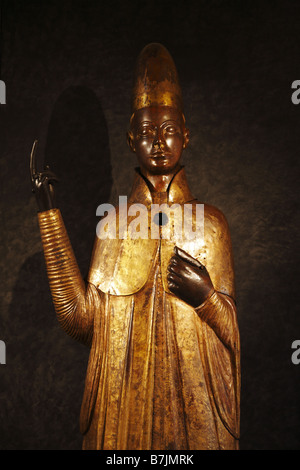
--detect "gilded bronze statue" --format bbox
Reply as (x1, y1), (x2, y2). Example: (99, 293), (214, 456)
(30, 43), (240, 450)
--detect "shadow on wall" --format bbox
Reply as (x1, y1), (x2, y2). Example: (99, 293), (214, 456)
(45, 85), (113, 271)
(3, 86), (112, 450)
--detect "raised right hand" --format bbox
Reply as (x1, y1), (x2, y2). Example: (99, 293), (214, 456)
(30, 140), (59, 212)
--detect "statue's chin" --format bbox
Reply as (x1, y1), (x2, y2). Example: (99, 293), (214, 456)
(139, 158), (182, 177)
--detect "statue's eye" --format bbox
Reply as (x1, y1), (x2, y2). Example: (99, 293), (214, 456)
(165, 125), (178, 134)
(139, 126), (154, 137)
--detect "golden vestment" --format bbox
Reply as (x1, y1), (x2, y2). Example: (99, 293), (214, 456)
(38, 167), (240, 450)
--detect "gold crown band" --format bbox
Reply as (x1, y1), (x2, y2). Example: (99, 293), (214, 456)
(132, 90), (182, 113)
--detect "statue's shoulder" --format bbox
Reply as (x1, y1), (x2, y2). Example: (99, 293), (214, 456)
(193, 198), (228, 222)
(193, 199), (231, 235)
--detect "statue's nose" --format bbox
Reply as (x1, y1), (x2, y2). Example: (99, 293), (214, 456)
(153, 129), (165, 148)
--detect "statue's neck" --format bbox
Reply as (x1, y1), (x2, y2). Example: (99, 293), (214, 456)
(129, 166), (195, 206)
(139, 166), (181, 193)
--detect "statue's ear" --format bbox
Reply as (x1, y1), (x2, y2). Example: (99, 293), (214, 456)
(127, 130), (135, 153)
(183, 127), (190, 149)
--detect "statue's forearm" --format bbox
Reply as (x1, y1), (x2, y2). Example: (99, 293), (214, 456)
(195, 291), (239, 352)
(38, 208), (95, 345)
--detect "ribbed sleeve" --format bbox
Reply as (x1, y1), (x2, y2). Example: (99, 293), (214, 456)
(195, 291), (239, 353)
(38, 209), (98, 346)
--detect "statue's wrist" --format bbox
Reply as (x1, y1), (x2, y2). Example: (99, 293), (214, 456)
(35, 190), (56, 212)
(194, 288), (216, 311)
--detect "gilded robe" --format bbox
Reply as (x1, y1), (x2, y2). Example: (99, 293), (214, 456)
(38, 167), (240, 450)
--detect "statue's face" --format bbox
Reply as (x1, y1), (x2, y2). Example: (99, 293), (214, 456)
(128, 106), (189, 176)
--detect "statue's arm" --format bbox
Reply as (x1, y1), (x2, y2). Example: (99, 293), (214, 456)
(194, 209), (239, 352)
(38, 209), (96, 345)
(30, 141), (97, 346)
(167, 208), (239, 352)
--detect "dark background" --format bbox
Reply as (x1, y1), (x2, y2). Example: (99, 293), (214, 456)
(0, 0), (299, 450)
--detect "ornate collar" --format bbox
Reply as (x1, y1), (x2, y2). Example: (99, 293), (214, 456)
(127, 166), (196, 206)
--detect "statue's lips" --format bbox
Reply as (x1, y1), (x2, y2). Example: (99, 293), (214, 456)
(150, 152), (172, 159)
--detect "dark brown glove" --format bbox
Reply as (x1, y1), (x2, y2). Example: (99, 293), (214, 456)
(30, 140), (58, 212)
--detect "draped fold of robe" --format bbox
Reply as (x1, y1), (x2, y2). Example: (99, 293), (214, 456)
(38, 166), (240, 450)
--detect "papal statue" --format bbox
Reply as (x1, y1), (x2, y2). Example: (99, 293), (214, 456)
(30, 43), (240, 450)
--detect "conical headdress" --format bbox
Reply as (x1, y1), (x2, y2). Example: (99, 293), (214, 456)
(131, 43), (183, 116)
